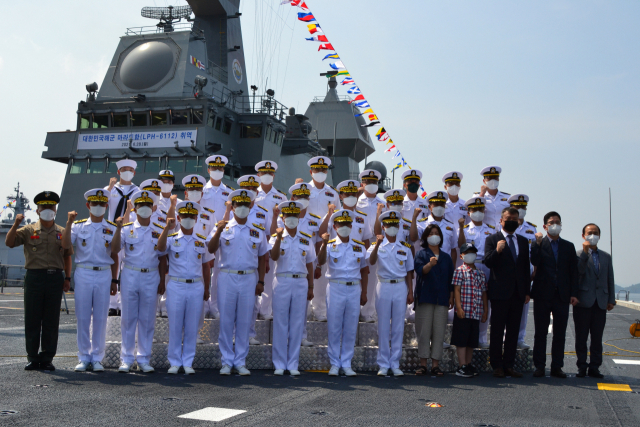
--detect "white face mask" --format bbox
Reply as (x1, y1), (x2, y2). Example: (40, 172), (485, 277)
(39, 209), (56, 221)
(431, 206), (445, 218)
(446, 185), (460, 196)
(343, 196), (357, 207)
(336, 226), (351, 237)
(389, 204), (403, 212)
(385, 226), (399, 237)
(486, 179), (499, 190)
(547, 224), (562, 236)
(297, 199), (309, 209)
(136, 206), (153, 219)
(260, 175), (274, 185)
(470, 211), (485, 222)
(160, 183), (173, 193)
(284, 217), (299, 229)
(364, 184), (378, 194)
(120, 171), (134, 182)
(234, 206), (250, 219)
(585, 234), (600, 246)
(180, 218), (196, 230)
(463, 253), (477, 264)
(312, 172), (327, 183)
(517, 209), (527, 219)
(187, 191), (202, 203)
(427, 235), (441, 246)
(209, 170), (224, 180)
(90, 205), (106, 217)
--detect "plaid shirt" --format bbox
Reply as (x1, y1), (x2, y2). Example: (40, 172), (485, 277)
(452, 264), (487, 320)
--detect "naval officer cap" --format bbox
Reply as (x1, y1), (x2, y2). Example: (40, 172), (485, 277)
(359, 169), (381, 181)
(228, 189), (256, 203)
(158, 169), (175, 182)
(176, 201), (200, 216)
(307, 156), (331, 169)
(182, 174), (206, 189)
(331, 209), (354, 224)
(206, 155), (228, 168)
(255, 160), (278, 173)
(401, 169), (422, 181)
(481, 166), (501, 177)
(383, 189), (406, 202)
(508, 194), (529, 206)
(460, 242), (479, 254)
(139, 179), (162, 193)
(131, 190), (158, 206)
(237, 175), (260, 189)
(116, 159), (137, 170)
(279, 200), (303, 215)
(465, 197), (486, 209)
(427, 190), (449, 203)
(34, 191), (60, 205)
(442, 171), (463, 183)
(84, 189), (110, 203)
(336, 180), (360, 194)
(289, 182), (311, 196)
(379, 210), (401, 226)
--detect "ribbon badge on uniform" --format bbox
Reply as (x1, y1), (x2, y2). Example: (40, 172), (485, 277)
(352, 245), (362, 253)
(299, 238), (309, 246)
(250, 229), (260, 238)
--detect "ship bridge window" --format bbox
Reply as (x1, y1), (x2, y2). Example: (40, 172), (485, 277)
(112, 114), (128, 128)
(185, 158), (204, 174)
(214, 117), (222, 131)
(80, 115), (91, 129)
(87, 160), (104, 174)
(222, 119), (233, 135)
(107, 161), (119, 174)
(92, 115), (109, 129)
(152, 111), (168, 126)
(192, 110), (204, 125)
(207, 114), (216, 127)
(171, 110), (189, 125)
(69, 160), (87, 175)
(277, 132), (284, 147)
(131, 113), (147, 127)
(145, 159), (160, 173)
(167, 158), (185, 173)
(241, 125), (263, 139)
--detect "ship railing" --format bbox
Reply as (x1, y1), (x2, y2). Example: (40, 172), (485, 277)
(313, 95), (353, 103)
(617, 290), (630, 302)
(204, 85), (288, 118)
(125, 22), (202, 37)
(206, 60), (229, 85)
(0, 264), (27, 293)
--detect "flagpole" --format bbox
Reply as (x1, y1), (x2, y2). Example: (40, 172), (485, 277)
(609, 187), (613, 258)
(392, 168), (395, 189)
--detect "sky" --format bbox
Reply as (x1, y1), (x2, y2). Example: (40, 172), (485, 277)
(1, 0), (639, 285)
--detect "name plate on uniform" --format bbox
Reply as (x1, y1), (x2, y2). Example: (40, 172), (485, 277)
(77, 130), (198, 150)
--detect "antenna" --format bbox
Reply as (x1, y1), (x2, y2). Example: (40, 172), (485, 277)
(141, 5), (193, 33)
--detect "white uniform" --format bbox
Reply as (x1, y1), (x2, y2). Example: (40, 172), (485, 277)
(191, 204), (217, 330)
(326, 238), (368, 369)
(472, 190), (510, 230)
(367, 239), (413, 370)
(515, 220), (537, 343)
(201, 181), (233, 318)
(461, 221), (497, 344)
(445, 197), (468, 247)
(357, 193), (385, 320)
(165, 230), (211, 368)
(216, 219), (269, 368)
(155, 196), (181, 315)
(118, 221), (166, 365)
(269, 230), (316, 370)
(402, 195), (429, 222)
(70, 218), (116, 364)
(417, 216), (458, 258)
(308, 181), (340, 320)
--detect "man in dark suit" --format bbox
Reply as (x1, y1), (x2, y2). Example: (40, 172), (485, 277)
(484, 207), (531, 378)
(530, 211), (578, 378)
(574, 223), (615, 379)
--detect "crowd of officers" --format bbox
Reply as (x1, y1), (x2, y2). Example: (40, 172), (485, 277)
(6, 156), (612, 378)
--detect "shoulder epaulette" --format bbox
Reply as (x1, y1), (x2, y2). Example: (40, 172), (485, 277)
(257, 204), (268, 212)
(443, 218), (452, 223)
(370, 241), (377, 246)
(329, 185), (337, 191)
(106, 220), (117, 227)
(464, 224), (470, 229)
(418, 217), (428, 222)
(227, 185), (235, 191)
(355, 210), (367, 216)
(74, 218), (88, 224)
(277, 189), (285, 195)
(401, 241), (412, 248)
(501, 192), (511, 195)
(168, 232), (179, 237)
(123, 222), (134, 227)
(300, 231), (312, 238)
(328, 238), (337, 244)
(196, 233), (206, 240)
(252, 223), (265, 231)
(309, 213), (321, 219)
(271, 233), (277, 237)
(403, 217), (412, 222)
(487, 224), (496, 229)
(527, 221), (537, 228)
(203, 207), (214, 213)
(160, 209), (168, 215)
(152, 222), (164, 229)
(353, 239), (365, 246)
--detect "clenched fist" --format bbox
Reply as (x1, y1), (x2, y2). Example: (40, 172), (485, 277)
(170, 194), (178, 207)
(496, 240), (506, 253)
(13, 213), (24, 226)
(67, 211), (78, 224)
(166, 217), (176, 230)
(458, 217), (466, 227)
(429, 257), (438, 267)
(376, 234), (384, 245)
(535, 232), (543, 244)
(275, 227), (284, 238)
(115, 217), (124, 228)
(321, 233), (330, 244)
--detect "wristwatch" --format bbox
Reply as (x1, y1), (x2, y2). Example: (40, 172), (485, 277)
(111, 279), (120, 284)
(64, 277), (71, 282)
(257, 280), (265, 285)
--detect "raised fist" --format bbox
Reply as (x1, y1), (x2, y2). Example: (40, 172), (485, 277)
(480, 184), (488, 195)
(413, 208), (421, 218)
(321, 233), (330, 244)
(273, 205), (280, 217)
(275, 227), (284, 238)
(429, 256), (438, 267)
(166, 218), (176, 230)
(376, 234), (384, 244)
(126, 199), (133, 212)
(376, 203), (384, 213)
(535, 232), (543, 244)
(67, 211), (78, 223)
(115, 217), (124, 228)
(14, 213), (24, 225)
(496, 240), (506, 253)
(215, 220), (228, 231)
(328, 203), (336, 214)
(108, 177), (118, 190)
(458, 217), (466, 227)
(170, 194), (178, 206)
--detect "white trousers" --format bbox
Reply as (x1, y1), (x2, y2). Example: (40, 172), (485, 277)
(311, 264), (329, 319)
(218, 271), (256, 367)
(405, 275), (417, 320)
(326, 281), (361, 368)
(166, 280), (203, 368)
(120, 268), (159, 364)
(476, 263), (492, 344)
(271, 276), (307, 370)
(198, 272), (212, 331)
(375, 281), (407, 369)
(109, 293), (121, 310)
(360, 262), (378, 319)
(518, 301), (530, 342)
(259, 258), (276, 317)
(205, 251), (221, 316)
(74, 268), (111, 363)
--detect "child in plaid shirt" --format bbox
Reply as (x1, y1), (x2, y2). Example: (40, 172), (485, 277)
(452, 243), (488, 377)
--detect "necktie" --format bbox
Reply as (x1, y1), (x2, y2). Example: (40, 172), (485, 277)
(592, 252), (600, 274)
(551, 239), (558, 261)
(114, 186), (134, 220)
(507, 235), (517, 262)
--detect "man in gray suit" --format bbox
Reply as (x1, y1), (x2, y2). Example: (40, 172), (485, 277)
(574, 223), (615, 379)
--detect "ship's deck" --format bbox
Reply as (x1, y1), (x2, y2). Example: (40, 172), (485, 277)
(2, 291), (640, 426)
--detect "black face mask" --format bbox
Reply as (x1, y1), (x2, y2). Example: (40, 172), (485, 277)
(406, 183), (420, 193)
(503, 220), (518, 233)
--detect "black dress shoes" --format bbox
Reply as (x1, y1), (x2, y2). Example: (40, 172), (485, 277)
(576, 368), (587, 378)
(24, 362), (40, 371)
(588, 368), (604, 378)
(108, 308), (118, 316)
(550, 368), (567, 378)
(40, 362), (55, 371)
(505, 368), (523, 378)
(533, 368), (545, 377)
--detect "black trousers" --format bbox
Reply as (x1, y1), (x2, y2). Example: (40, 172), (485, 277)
(573, 302), (607, 370)
(24, 270), (64, 363)
(533, 291), (570, 369)
(489, 295), (524, 370)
